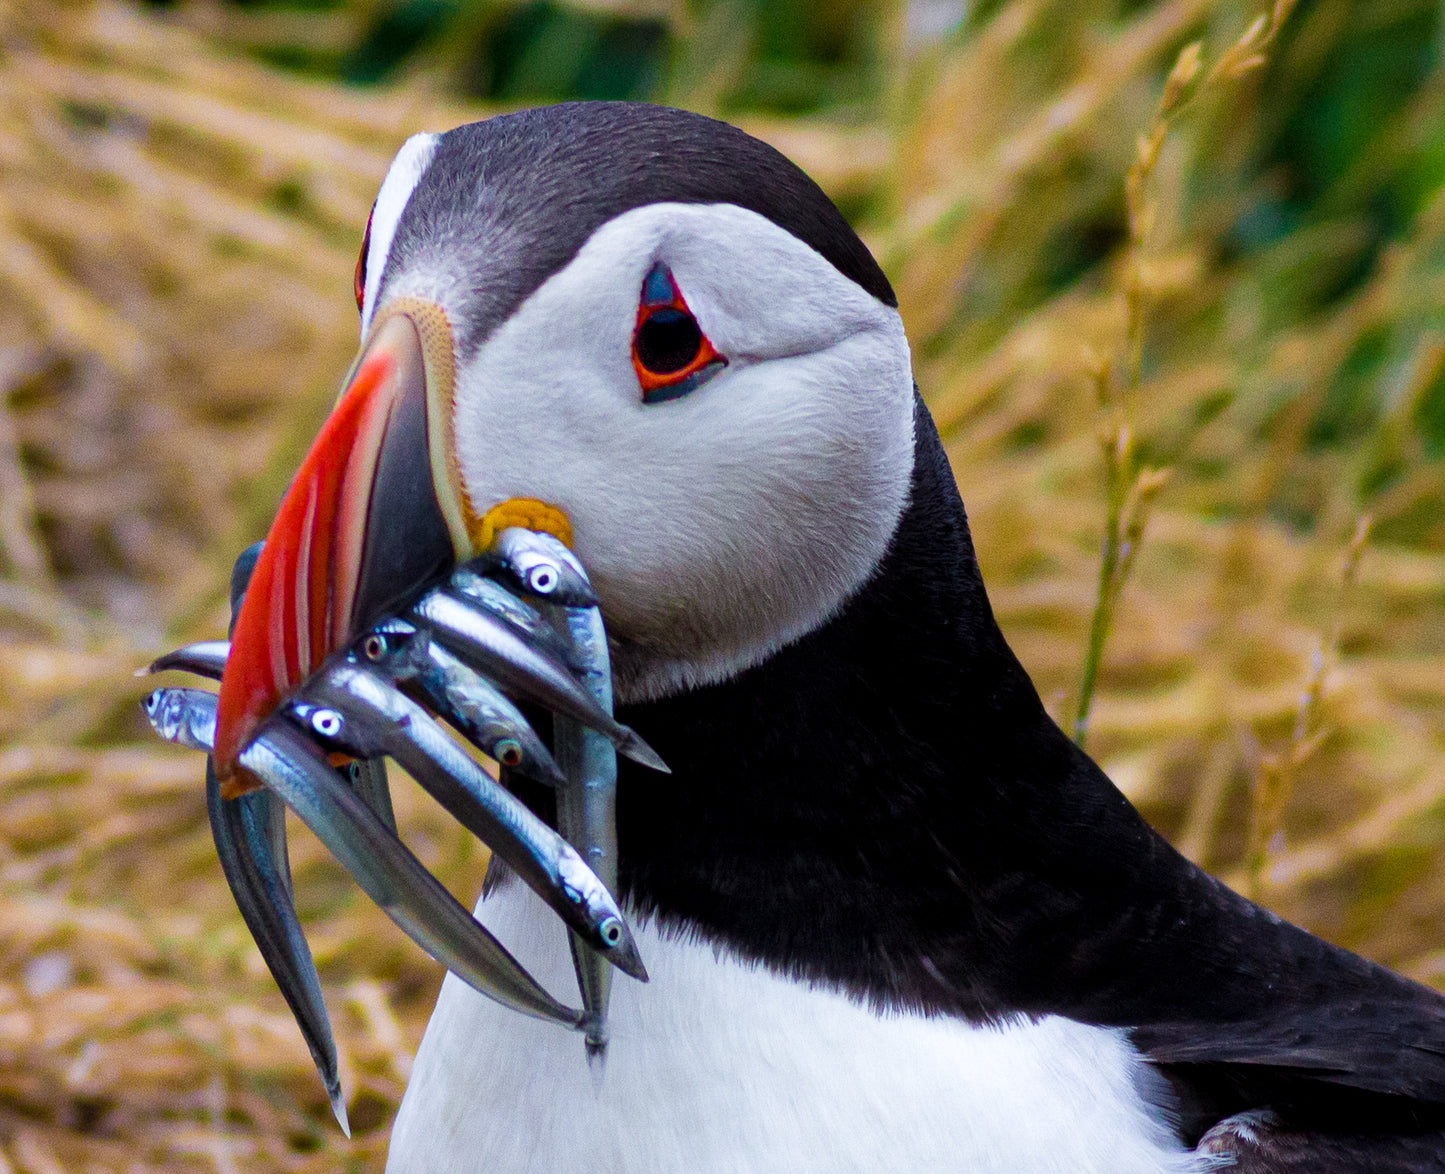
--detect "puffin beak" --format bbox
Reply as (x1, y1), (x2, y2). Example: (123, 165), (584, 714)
(150, 293), (658, 1078)
(213, 299), (470, 794)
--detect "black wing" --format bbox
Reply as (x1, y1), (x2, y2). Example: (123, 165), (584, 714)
(1092, 820), (1445, 1160)
(1198, 1110), (1445, 1173)
(1003, 744), (1445, 1160)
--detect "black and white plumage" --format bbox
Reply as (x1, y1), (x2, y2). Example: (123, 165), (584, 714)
(280, 102), (1445, 1171)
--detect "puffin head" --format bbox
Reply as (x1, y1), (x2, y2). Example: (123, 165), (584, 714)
(213, 102), (916, 786)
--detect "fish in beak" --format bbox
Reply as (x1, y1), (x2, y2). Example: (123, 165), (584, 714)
(148, 291), (671, 1112)
(211, 294), (660, 792)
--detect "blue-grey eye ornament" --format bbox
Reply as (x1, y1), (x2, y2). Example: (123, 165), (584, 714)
(632, 262), (727, 405)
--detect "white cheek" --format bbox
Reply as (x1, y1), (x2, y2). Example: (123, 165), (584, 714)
(452, 203), (914, 700)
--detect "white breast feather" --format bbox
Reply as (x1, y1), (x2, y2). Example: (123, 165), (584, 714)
(386, 882), (1209, 1174)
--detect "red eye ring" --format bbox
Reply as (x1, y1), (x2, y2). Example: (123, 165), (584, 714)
(632, 264), (726, 403)
(354, 204), (375, 313)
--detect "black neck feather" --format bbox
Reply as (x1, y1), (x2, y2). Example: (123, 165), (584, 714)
(498, 396), (1445, 1139)
(616, 397), (1132, 1017)
(612, 399), (1408, 1036)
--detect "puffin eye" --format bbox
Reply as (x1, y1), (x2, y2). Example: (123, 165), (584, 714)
(636, 310), (702, 374)
(632, 263), (726, 405)
(354, 203), (374, 314)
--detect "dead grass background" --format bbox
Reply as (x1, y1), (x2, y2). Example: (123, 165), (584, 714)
(0, 0), (1443, 1168)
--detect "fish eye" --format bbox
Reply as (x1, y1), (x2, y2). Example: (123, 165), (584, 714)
(143, 691), (160, 716)
(599, 917), (624, 948)
(363, 634), (387, 660)
(311, 709), (343, 739)
(526, 565), (558, 595)
(493, 738), (523, 767)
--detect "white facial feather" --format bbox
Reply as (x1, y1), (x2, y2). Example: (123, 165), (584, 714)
(386, 882), (1208, 1174)
(440, 202), (916, 702)
(361, 132), (440, 333)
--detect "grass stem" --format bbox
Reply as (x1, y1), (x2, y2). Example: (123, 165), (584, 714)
(1245, 515), (1372, 899)
(1073, 2), (1297, 749)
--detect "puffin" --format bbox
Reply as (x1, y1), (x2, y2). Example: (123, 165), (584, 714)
(209, 102), (1445, 1173)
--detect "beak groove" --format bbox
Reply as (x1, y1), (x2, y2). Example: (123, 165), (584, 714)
(214, 302), (463, 790)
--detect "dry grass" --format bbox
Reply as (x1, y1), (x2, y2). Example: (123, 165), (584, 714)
(0, 0), (1443, 1168)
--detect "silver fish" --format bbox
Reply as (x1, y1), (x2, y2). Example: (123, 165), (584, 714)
(150, 548), (350, 1128)
(299, 662), (647, 982)
(357, 618), (566, 788)
(411, 590), (668, 774)
(137, 686), (367, 1130)
(206, 760), (348, 1134)
(142, 685), (218, 751)
(146, 640), (229, 680)
(228, 540), (264, 619)
(239, 706), (583, 1027)
(490, 527), (598, 607)
(341, 757), (396, 835)
(447, 568), (577, 666)
(147, 641), (398, 834)
(548, 600), (622, 1060)
(287, 701), (401, 835)
(142, 543), (644, 1065)
(146, 687), (578, 1026)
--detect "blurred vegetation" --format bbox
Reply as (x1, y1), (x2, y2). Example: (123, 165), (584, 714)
(1, 0), (1445, 1168)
